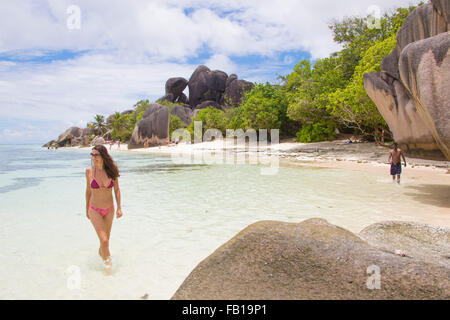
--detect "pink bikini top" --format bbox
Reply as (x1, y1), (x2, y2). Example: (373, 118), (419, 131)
(91, 167), (114, 189)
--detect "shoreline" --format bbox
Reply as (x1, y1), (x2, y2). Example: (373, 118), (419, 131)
(69, 138), (450, 178)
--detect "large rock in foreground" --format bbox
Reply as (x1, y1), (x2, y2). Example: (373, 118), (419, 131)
(359, 221), (450, 269)
(172, 219), (449, 300)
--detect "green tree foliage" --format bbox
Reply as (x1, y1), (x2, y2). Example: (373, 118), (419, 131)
(329, 4), (420, 80)
(111, 112), (133, 142)
(240, 83), (289, 134)
(107, 100), (151, 142)
(133, 100), (151, 124)
(296, 120), (336, 143)
(285, 58), (346, 125)
(281, 4), (418, 143)
(188, 107), (228, 137)
(327, 35), (396, 137)
(88, 114), (107, 136)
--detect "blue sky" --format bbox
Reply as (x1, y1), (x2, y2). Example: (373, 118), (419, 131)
(0, 0), (421, 144)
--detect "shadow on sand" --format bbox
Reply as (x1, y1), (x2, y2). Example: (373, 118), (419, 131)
(404, 184), (450, 208)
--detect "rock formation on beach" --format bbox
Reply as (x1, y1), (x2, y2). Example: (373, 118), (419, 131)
(129, 103), (170, 148)
(364, 0), (450, 160)
(132, 66), (253, 147)
(222, 73), (254, 107)
(172, 218), (449, 300)
(188, 66), (228, 108)
(155, 65), (254, 110)
(165, 77), (189, 104)
(46, 66), (253, 148)
(359, 221), (450, 269)
(43, 126), (94, 148)
(169, 104), (194, 126)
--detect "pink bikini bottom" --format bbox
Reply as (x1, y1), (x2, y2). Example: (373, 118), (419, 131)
(90, 205), (114, 217)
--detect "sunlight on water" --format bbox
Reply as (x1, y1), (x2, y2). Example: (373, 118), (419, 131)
(0, 145), (447, 299)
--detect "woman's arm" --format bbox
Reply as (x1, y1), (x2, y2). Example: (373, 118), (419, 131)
(85, 168), (92, 219)
(114, 178), (123, 218)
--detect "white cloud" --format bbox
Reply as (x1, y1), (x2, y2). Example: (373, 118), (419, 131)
(204, 54), (237, 74)
(0, 53), (196, 122)
(0, 0), (422, 59)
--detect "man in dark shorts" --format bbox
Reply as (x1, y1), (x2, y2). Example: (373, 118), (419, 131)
(388, 143), (407, 184)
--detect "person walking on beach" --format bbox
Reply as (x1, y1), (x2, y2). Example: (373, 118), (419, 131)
(86, 145), (123, 273)
(388, 142), (407, 184)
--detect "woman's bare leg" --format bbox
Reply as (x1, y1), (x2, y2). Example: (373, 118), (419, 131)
(89, 209), (111, 260)
(104, 208), (115, 240)
(98, 214), (114, 258)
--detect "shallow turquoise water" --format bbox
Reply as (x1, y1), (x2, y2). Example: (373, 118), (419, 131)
(0, 145), (443, 299)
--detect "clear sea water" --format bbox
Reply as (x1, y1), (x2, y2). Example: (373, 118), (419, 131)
(0, 144), (447, 299)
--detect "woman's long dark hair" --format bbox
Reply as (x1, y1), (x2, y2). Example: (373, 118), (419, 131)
(92, 145), (120, 180)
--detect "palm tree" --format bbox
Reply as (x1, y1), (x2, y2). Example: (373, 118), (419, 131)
(92, 114), (106, 136)
(111, 112), (122, 133)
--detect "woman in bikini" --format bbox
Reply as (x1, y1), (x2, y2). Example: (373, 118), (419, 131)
(86, 145), (123, 271)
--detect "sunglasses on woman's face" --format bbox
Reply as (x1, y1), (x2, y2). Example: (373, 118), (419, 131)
(90, 153), (101, 157)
